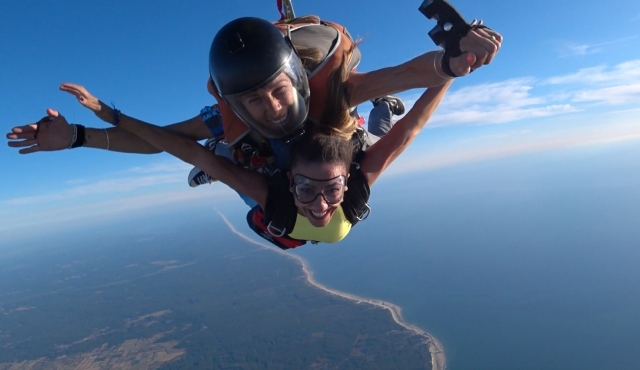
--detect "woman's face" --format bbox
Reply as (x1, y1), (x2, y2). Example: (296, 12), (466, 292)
(239, 73), (295, 130)
(290, 161), (349, 228)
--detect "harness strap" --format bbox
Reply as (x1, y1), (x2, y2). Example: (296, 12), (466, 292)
(342, 150), (371, 225)
(276, 0), (284, 20)
(247, 206), (306, 250)
(264, 170), (298, 235)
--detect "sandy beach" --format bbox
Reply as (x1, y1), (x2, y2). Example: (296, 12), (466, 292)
(220, 213), (446, 370)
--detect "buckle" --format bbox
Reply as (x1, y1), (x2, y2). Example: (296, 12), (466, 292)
(356, 204), (371, 221)
(267, 222), (287, 237)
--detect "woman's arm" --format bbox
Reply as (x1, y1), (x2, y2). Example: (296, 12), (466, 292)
(360, 80), (453, 186)
(109, 108), (268, 208)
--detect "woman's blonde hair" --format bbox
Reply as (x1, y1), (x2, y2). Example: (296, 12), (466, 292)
(303, 44), (360, 141)
(292, 39), (361, 140)
(294, 46), (324, 72)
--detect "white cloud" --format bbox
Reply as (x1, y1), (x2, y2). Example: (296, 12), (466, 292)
(0, 186), (236, 236)
(557, 37), (637, 57)
(388, 108), (640, 176)
(572, 83), (640, 105)
(385, 59), (640, 128)
(123, 161), (192, 174)
(562, 43), (602, 57)
(3, 159), (194, 207)
(432, 103), (577, 126)
(3, 174), (182, 207)
(0, 155), (242, 242)
(421, 78), (579, 126)
(543, 60), (640, 85)
(440, 78), (541, 109)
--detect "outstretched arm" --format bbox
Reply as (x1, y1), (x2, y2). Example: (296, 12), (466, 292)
(101, 108), (268, 208)
(345, 27), (501, 106)
(360, 80), (453, 186)
(6, 83), (212, 154)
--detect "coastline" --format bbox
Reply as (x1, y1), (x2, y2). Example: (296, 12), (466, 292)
(219, 213), (446, 370)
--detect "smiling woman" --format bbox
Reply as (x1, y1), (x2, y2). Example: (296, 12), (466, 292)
(286, 133), (354, 243)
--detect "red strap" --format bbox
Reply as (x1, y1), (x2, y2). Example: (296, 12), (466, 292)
(276, 0), (286, 21)
(246, 206), (305, 249)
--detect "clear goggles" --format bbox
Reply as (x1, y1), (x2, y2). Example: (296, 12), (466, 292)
(223, 52), (310, 139)
(291, 174), (347, 204)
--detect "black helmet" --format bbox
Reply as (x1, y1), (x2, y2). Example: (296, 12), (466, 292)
(209, 17), (310, 139)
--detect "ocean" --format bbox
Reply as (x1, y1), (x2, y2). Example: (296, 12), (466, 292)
(4, 139), (639, 369)
(292, 140), (640, 370)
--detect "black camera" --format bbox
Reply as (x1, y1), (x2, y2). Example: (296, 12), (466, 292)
(419, 0), (471, 57)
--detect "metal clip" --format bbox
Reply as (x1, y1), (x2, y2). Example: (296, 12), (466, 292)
(267, 222), (287, 237)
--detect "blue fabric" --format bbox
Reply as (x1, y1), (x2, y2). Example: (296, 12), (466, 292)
(267, 138), (297, 170)
(200, 105), (224, 136)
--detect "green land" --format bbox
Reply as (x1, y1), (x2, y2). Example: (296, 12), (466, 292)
(0, 223), (432, 369)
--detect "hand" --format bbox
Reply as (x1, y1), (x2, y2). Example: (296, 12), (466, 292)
(448, 20), (503, 76)
(6, 109), (73, 154)
(59, 83), (114, 124)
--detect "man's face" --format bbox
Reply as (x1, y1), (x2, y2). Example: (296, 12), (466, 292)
(239, 73), (295, 131)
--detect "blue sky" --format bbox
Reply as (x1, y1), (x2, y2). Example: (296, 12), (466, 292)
(2, 0), (640, 246)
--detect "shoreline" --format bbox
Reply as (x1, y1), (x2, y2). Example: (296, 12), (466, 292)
(219, 213), (446, 370)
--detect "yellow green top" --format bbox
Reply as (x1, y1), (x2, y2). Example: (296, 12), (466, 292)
(288, 206), (352, 244)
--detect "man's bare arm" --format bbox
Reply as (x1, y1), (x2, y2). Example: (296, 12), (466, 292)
(7, 82), (214, 155)
(345, 27), (502, 106)
(82, 115), (211, 154)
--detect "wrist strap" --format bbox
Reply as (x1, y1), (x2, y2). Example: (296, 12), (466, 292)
(440, 50), (457, 78)
(200, 105), (224, 137)
(110, 103), (121, 125)
(69, 124), (86, 149)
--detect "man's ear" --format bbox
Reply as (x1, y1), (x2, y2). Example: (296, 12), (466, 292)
(207, 77), (216, 96)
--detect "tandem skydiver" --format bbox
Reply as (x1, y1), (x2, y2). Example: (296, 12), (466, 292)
(6, 2), (502, 247)
(24, 63), (453, 249)
(7, 5), (501, 165)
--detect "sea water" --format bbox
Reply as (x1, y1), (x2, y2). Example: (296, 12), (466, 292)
(293, 141), (640, 370)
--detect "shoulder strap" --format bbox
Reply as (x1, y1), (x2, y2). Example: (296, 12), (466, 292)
(247, 206), (306, 250)
(263, 170), (298, 236)
(209, 88), (251, 146)
(342, 150), (371, 225)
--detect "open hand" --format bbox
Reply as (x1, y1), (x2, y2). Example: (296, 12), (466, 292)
(6, 109), (73, 154)
(60, 83), (113, 123)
